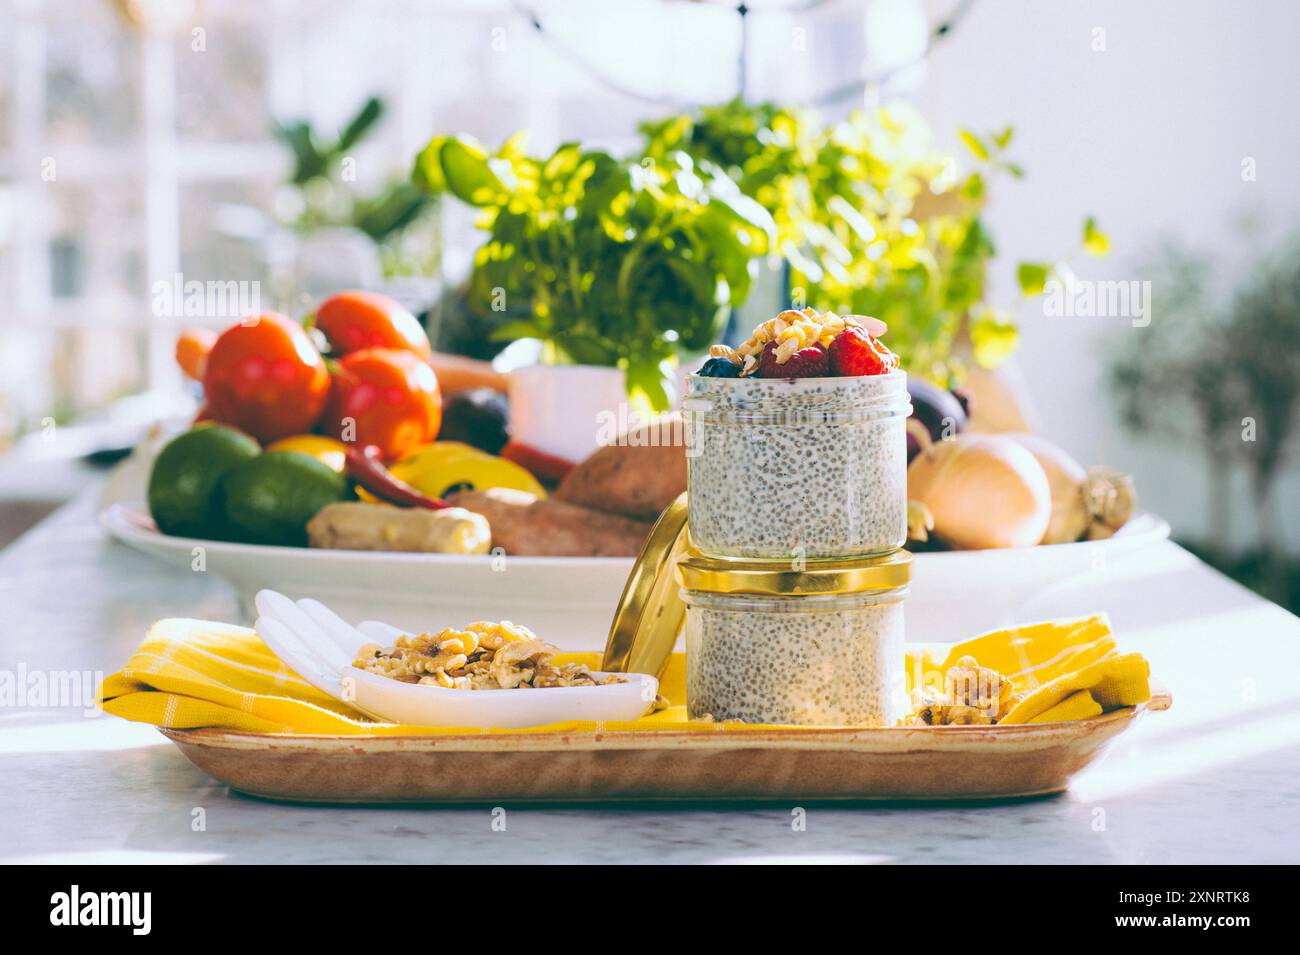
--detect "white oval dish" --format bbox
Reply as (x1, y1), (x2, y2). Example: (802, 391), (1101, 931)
(102, 503), (631, 650)
(101, 503), (1170, 647)
(253, 589), (657, 729)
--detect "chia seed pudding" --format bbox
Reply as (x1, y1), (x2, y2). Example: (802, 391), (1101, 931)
(683, 371), (911, 560)
(682, 587), (907, 726)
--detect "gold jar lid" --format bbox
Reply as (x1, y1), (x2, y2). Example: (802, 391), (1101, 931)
(677, 549), (911, 596)
(601, 494), (690, 678)
(602, 492), (910, 679)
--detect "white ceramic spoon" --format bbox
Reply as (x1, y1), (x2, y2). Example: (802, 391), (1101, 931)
(253, 589), (658, 729)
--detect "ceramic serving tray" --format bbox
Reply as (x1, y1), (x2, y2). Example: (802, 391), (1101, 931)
(160, 683), (1170, 803)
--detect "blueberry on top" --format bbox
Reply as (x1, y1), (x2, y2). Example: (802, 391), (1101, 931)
(698, 357), (741, 378)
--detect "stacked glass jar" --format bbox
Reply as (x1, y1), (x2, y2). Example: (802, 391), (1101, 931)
(679, 366), (914, 726)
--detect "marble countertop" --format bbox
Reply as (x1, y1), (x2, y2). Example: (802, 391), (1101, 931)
(2, 487), (1298, 864)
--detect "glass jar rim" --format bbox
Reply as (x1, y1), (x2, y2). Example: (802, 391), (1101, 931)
(683, 370), (910, 424)
(676, 548), (911, 597)
(681, 586), (908, 612)
(686, 368), (907, 387)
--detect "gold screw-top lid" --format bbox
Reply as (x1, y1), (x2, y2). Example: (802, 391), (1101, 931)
(676, 549), (912, 596)
(603, 492), (912, 678)
(601, 493), (690, 678)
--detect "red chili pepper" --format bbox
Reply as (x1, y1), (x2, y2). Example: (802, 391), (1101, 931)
(499, 440), (577, 484)
(344, 444), (448, 510)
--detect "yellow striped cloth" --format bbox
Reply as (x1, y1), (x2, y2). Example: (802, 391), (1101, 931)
(908, 613), (1151, 724)
(97, 613), (1149, 735)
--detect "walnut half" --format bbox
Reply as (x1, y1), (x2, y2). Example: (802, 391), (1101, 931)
(907, 656), (1022, 726)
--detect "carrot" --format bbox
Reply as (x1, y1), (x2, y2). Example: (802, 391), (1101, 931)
(176, 327), (217, 381)
(427, 352), (509, 394)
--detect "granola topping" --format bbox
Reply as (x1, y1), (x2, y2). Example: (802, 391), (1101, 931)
(708, 343), (743, 365)
(736, 308), (881, 365)
(352, 621), (627, 690)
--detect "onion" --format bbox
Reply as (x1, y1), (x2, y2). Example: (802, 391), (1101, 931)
(906, 499), (935, 544)
(1003, 433), (1088, 544)
(1004, 434), (1137, 543)
(907, 434), (1051, 549)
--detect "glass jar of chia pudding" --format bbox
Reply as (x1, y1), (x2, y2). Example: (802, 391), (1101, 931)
(678, 549), (910, 726)
(682, 370), (911, 561)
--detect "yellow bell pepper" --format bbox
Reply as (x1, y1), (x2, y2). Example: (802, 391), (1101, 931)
(359, 441), (546, 502)
(265, 435), (348, 474)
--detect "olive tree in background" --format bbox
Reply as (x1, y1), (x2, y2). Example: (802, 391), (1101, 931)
(1230, 239), (1300, 556)
(1108, 231), (1300, 607)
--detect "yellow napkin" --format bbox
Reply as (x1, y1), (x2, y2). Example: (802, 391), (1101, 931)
(98, 613), (1149, 735)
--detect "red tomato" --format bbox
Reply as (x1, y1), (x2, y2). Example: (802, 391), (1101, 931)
(202, 312), (330, 444)
(315, 290), (433, 361)
(324, 348), (442, 461)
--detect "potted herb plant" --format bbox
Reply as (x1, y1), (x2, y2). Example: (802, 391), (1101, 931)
(276, 95), (442, 298)
(415, 101), (1104, 456)
(412, 134), (774, 459)
(640, 99), (1106, 394)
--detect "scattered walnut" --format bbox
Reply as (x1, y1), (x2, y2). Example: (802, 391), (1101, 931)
(352, 622), (627, 691)
(907, 656), (1021, 726)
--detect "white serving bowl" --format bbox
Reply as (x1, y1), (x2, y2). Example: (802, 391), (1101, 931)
(101, 503), (631, 650)
(900, 513), (1170, 641)
(102, 503), (1169, 649)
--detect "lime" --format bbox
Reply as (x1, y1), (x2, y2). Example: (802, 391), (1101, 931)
(220, 450), (350, 547)
(148, 424), (261, 539)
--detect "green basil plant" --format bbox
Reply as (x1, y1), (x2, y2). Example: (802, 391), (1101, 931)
(413, 133), (774, 409)
(641, 99), (1106, 385)
(414, 99), (1105, 406)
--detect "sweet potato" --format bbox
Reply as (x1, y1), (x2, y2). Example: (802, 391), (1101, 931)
(448, 487), (652, 557)
(555, 414), (687, 521)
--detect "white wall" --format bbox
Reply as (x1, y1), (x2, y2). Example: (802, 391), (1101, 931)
(914, 0), (1300, 550)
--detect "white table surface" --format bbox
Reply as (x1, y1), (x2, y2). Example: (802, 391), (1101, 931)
(1, 486), (1298, 865)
